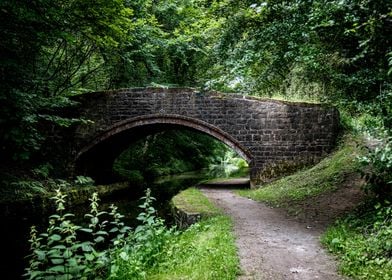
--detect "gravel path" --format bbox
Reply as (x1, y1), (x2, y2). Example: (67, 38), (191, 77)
(201, 187), (346, 280)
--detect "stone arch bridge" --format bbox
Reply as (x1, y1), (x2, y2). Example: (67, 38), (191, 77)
(72, 88), (339, 187)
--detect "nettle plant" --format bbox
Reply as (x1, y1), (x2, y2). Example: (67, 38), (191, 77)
(24, 188), (170, 280)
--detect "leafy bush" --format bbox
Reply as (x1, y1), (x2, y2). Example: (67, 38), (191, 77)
(359, 136), (392, 199)
(322, 201), (392, 280)
(24, 188), (171, 280)
(108, 189), (173, 279)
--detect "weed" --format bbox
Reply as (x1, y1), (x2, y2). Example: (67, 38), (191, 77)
(25, 187), (239, 279)
(322, 200), (392, 279)
(24, 188), (170, 279)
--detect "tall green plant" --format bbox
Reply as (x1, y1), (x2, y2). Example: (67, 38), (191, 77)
(25, 189), (86, 279)
(24, 188), (174, 279)
(24, 189), (132, 279)
(109, 189), (173, 279)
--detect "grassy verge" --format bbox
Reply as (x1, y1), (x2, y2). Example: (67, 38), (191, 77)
(321, 201), (392, 280)
(237, 135), (362, 207)
(145, 188), (239, 279)
(171, 187), (221, 216)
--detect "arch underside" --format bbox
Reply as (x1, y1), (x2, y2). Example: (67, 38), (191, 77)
(76, 114), (253, 183)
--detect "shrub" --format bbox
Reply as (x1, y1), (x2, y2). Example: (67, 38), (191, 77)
(24, 188), (171, 280)
(322, 201), (392, 279)
(108, 189), (173, 279)
(359, 136), (392, 199)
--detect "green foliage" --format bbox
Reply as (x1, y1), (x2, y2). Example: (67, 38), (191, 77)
(238, 135), (362, 206)
(0, 0), (217, 163)
(358, 136), (392, 198)
(2, 0), (391, 164)
(1, 174), (97, 201)
(113, 130), (236, 181)
(109, 189), (173, 279)
(207, 150), (249, 178)
(0, 177), (70, 201)
(9, 180), (47, 197)
(32, 164), (53, 180)
(171, 187), (221, 216)
(24, 188), (174, 279)
(322, 201), (392, 279)
(25, 189), (101, 279)
(205, 0), (392, 108)
(148, 187), (239, 279)
(74, 176), (95, 187)
(24, 185), (239, 279)
(145, 216), (239, 280)
(0, 0), (134, 161)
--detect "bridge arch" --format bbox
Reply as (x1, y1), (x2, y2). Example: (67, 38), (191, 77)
(75, 114), (252, 184)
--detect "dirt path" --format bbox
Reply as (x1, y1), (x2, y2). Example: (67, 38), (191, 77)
(201, 187), (346, 280)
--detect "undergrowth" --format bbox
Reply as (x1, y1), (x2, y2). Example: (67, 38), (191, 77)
(322, 132), (392, 279)
(25, 187), (239, 279)
(25, 188), (169, 280)
(237, 135), (362, 206)
(322, 201), (392, 280)
(146, 215), (239, 279)
(147, 187), (239, 279)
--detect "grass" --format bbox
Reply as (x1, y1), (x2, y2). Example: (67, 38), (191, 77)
(237, 135), (363, 207)
(321, 201), (392, 280)
(171, 187), (222, 215)
(144, 187), (239, 279)
(146, 215), (239, 279)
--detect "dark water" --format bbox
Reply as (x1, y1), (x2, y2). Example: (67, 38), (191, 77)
(0, 172), (209, 280)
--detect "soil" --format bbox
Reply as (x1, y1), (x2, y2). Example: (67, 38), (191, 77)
(200, 174), (365, 280)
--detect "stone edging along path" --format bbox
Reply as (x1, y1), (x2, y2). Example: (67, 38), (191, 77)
(200, 187), (347, 280)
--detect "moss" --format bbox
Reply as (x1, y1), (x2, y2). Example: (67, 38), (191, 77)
(255, 157), (320, 185)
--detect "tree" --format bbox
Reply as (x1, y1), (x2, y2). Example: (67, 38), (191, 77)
(205, 0), (392, 110)
(0, 0), (133, 161)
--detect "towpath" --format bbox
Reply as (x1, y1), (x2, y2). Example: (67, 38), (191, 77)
(201, 186), (346, 280)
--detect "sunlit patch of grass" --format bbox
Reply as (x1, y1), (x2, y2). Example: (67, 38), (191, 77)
(146, 215), (239, 280)
(171, 187), (221, 216)
(146, 188), (239, 279)
(237, 135), (363, 206)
